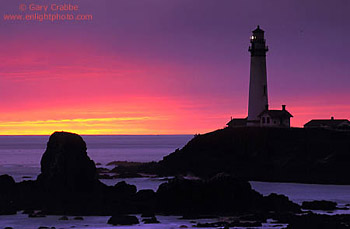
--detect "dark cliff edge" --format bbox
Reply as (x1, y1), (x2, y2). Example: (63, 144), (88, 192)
(0, 131), (300, 219)
(124, 127), (350, 185)
(160, 127), (350, 184)
(2, 131), (350, 228)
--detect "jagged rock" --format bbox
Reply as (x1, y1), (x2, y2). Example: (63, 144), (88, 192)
(29, 211), (46, 217)
(58, 215), (68, 220)
(156, 173), (300, 215)
(23, 209), (34, 214)
(107, 215), (139, 225)
(263, 193), (300, 212)
(230, 221), (262, 227)
(113, 181), (137, 197)
(107, 161), (143, 167)
(0, 174), (17, 215)
(196, 220), (262, 228)
(196, 222), (228, 228)
(285, 213), (350, 229)
(96, 167), (110, 173)
(73, 216), (84, 220)
(0, 132), (308, 222)
(16, 180), (42, 212)
(136, 189), (156, 201)
(302, 200), (338, 210)
(98, 174), (115, 179)
(155, 127), (350, 184)
(17, 132), (114, 215)
(109, 162), (159, 177)
(142, 216), (160, 224)
(37, 132), (100, 192)
(135, 189), (156, 214)
(0, 175), (16, 194)
(238, 213), (267, 222)
(116, 172), (143, 178)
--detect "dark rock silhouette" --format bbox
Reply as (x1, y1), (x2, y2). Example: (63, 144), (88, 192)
(28, 211), (46, 218)
(0, 175), (17, 215)
(135, 189), (157, 215)
(196, 220), (263, 228)
(263, 193), (301, 212)
(156, 173), (300, 215)
(31, 132), (108, 215)
(142, 216), (160, 224)
(2, 131), (344, 228)
(141, 211), (155, 218)
(302, 200), (338, 210)
(149, 127), (350, 184)
(58, 216), (68, 220)
(113, 181), (137, 196)
(107, 215), (139, 225)
(282, 213), (350, 229)
(37, 132), (100, 192)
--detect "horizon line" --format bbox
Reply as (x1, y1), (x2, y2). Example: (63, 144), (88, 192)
(0, 134), (195, 136)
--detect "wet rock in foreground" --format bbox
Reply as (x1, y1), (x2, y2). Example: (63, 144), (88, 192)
(284, 213), (350, 229)
(301, 200), (339, 210)
(0, 131), (331, 229)
(142, 216), (160, 224)
(0, 175), (17, 215)
(156, 173), (300, 215)
(107, 215), (139, 225)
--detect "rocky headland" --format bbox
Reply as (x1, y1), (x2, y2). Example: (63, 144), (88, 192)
(113, 127), (350, 185)
(1, 130), (350, 228)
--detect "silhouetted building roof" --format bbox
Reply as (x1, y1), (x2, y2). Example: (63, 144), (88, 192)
(226, 118), (247, 127)
(304, 118), (350, 129)
(258, 109), (293, 118)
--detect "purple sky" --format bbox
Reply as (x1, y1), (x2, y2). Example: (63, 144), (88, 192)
(0, 0), (349, 134)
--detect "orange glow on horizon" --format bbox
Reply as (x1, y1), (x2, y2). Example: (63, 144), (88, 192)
(0, 95), (237, 135)
(0, 32), (349, 135)
(0, 98), (349, 135)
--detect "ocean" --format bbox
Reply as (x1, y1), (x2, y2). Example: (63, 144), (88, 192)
(0, 135), (192, 182)
(1, 135), (350, 228)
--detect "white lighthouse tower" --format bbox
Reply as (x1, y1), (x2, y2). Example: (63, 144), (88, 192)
(247, 25), (269, 125)
(226, 26), (293, 128)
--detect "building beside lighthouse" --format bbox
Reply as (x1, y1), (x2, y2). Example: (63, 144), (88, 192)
(227, 26), (293, 128)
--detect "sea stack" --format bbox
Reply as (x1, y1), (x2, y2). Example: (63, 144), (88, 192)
(37, 131), (99, 192)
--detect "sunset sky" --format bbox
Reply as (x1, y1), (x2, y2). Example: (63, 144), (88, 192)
(0, 0), (349, 135)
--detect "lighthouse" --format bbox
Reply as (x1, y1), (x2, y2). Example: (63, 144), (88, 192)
(226, 26), (293, 128)
(247, 25), (269, 125)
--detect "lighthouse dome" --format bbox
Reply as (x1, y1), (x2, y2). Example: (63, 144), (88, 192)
(253, 25), (264, 33)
